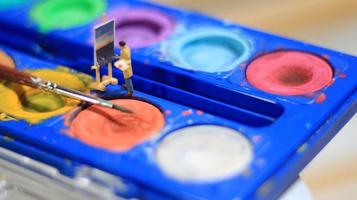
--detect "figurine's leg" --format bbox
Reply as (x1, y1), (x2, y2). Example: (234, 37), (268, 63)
(124, 78), (134, 96)
(102, 62), (118, 85)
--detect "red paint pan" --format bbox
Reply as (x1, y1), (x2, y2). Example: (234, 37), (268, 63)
(246, 51), (333, 96)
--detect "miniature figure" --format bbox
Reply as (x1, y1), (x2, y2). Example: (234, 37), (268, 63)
(114, 41), (134, 96)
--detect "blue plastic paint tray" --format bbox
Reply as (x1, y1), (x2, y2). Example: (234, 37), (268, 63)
(0, 1), (356, 199)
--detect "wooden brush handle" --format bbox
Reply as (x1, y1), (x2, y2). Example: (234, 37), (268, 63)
(0, 63), (41, 88)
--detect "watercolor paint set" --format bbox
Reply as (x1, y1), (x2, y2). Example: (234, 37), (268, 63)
(0, 0), (356, 199)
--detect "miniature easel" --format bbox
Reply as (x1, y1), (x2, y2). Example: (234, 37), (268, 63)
(102, 62), (118, 85)
(90, 14), (117, 91)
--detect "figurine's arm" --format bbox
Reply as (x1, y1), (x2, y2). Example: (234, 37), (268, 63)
(114, 61), (133, 79)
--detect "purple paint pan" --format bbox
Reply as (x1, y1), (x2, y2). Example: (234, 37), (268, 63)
(106, 8), (176, 48)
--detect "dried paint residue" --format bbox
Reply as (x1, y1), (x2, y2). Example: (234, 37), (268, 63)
(164, 110), (171, 115)
(0, 67), (92, 124)
(181, 109), (193, 116)
(69, 99), (165, 151)
(338, 73), (346, 78)
(297, 143), (308, 154)
(196, 110), (204, 115)
(315, 93), (327, 103)
(257, 181), (273, 197)
(239, 63), (247, 69)
(252, 135), (262, 144)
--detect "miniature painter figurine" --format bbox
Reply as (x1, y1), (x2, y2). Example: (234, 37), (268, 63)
(114, 41), (134, 96)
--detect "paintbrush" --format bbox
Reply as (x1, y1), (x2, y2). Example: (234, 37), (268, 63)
(0, 64), (133, 113)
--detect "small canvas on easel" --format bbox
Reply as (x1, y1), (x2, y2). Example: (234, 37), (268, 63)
(94, 19), (115, 66)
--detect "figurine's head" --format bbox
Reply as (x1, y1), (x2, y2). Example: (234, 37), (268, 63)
(119, 41), (126, 47)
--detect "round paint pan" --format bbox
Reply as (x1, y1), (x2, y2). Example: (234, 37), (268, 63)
(165, 29), (250, 73)
(30, 0), (106, 32)
(0, 68), (91, 124)
(246, 50), (333, 96)
(69, 99), (165, 151)
(106, 9), (175, 48)
(156, 125), (253, 182)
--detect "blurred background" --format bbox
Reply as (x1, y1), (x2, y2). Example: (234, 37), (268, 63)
(154, 0), (357, 199)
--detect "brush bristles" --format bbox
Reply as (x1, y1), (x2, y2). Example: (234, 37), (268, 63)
(112, 104), (134, 114)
